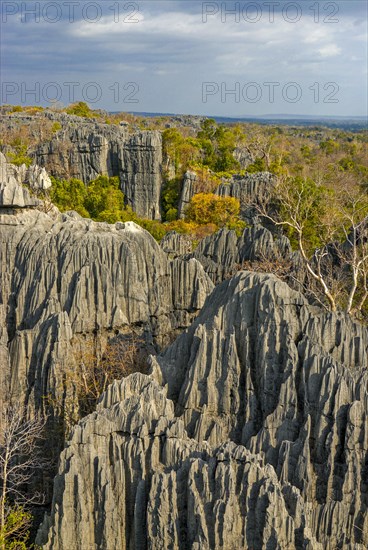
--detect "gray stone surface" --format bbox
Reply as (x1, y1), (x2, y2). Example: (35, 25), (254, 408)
(216, 172), (275, 221)
(2, 126), (368, 549)
(0, 156), (213, 423)
(160, 231), (193, 257)
(34, 119), (162, 219)
(35, 375), (313, 550)
(177, 170), (197, 219)
(0, 152), (41, 208)
(233, 145), (254, 168)
(24, 163), (52, 190)
(154, 272), (368, 548)
(1, 113), (162, 219)
(37, 272), (368, 549)
(186, 227), (239, 283)
(177, 171), (275, 222)
(186, 224), (292, 284)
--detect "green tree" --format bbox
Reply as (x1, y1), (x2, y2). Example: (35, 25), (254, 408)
(246, 157), (266, 173)
(197, 119), (241, 172)
(276, 176), (330, 252)
(162, 129), (200, 174)
(49, 177), (89, 217)
(161, 178), (181, 221)
(0, 505), (31, 550)
(320, 139), (339, 155)
(84, 176), (125, 222)
(50, 175), (127, 223)
(66, 101), (94, 118)
(213, 125), (241, 172)
(137, 219), (168, 241)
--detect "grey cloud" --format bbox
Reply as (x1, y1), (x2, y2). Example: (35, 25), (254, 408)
(1, 0), (366, 115)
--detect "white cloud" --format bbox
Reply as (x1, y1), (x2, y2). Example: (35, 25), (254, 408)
(318, 44), (342, 58)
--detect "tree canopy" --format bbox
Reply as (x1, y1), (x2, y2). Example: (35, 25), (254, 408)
(185, 193), (240, 227)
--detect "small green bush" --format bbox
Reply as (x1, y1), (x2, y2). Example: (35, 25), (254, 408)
(52, 122), (62, 133)
(66, 102), (94, 118)
(0, 504), (32, 550)
(6, 145), (32, 167)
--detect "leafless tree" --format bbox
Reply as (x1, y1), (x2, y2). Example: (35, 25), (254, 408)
(0, 404), (47, 550)
(45, 334), (149, 436)
(247, 176), (368, 317)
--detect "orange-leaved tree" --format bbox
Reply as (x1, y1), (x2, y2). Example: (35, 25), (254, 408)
(185, 193), (240, 227)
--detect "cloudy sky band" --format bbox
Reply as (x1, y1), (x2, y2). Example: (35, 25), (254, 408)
(1, 1), (367, 115)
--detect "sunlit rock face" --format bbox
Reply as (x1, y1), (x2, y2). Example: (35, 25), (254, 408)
(38, 272), (368, 550)
(0, 153), (212, 424)
(2, 112), (163, 219)
(35, 122), (163, 219)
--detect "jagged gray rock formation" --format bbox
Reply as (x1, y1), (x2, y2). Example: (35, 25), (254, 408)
(0, 304), (10, 417)
(1, 113), (162, 219)
(23, 163), (52, 190)
(118, 131), (162, 219)
(5, 216), (211, 337)
(0, 176), (39, 208)
(2, 121), (368, 549)
(0, 152), (50, 208)
(177, 171), (275, 221)
(216, 172), (275, 220)
(186, 227), (239, 283)
(1, 113), (276, 222)
(185, 225), (292, 284)
(160, 231), (193, 257)
(233, 145), (254, 168)
(178, 170), (197, 219)
(153, 272), (368, 549)
(0, 155), (213, 424)
(36, 373), (309, 550)
(38, 272), (368, 549)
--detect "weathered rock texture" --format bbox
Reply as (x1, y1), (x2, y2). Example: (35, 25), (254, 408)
(0, 151), (50, 208)
(1, 113), (162, 219)
(1, 113), (275, 222)
(36, 374), (305, 550)
(216, 172), (275, 221)
(2, 129), (368, 548)
(233, 145), (254, 168)
(38, 272), (368, 549)
(185, 225), (292, 284)
(160, 231), (193, 258)
(177, 171), (275, 221)
(0, 154), (212, 423)
(178, 170), (197, 219)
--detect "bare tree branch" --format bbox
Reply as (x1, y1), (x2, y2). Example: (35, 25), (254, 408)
(0, 404), (47, 550)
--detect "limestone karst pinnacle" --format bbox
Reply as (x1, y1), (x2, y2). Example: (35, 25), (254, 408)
(36, 272), (368, 549)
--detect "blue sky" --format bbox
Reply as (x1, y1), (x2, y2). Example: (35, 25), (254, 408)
(1, 1), (367, 116)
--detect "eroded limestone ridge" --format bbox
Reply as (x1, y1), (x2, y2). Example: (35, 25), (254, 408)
(0, 153), (212, 426)
(0, 111), (162, 219)
(37, 272), (368, 550)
